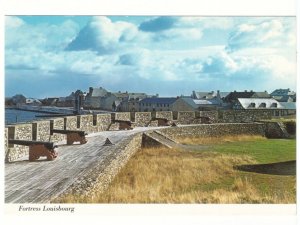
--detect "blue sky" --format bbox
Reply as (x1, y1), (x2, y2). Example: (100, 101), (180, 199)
(5, 16), (296, 98)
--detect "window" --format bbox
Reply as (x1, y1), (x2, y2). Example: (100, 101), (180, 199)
(248, 103), (256, 108)
(259, 103), (266, 108)
(271, 103), (278, 108)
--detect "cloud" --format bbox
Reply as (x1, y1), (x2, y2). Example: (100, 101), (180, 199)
(5, 16), (79, 51)
(6, 16), (24, 28)
(66, 16), (139, 54)
(139, 17), (178, 32)
(227, 19), (296, 52)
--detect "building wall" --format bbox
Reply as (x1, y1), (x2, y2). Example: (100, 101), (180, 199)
(171, 99), (194, 111)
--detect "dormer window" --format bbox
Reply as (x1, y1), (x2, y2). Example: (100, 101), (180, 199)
(248, 103), (256, 108)
(271, 103), (278, 108)
(259, 103), (266, 108)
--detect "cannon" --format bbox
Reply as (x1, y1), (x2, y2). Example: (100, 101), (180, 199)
(112, 120), (133, 130)
(8, 139), (58, 162)
(51, 129), (87, 145)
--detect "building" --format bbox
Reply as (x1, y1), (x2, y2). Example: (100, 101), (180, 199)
(223, 90), (271, 109)
(118, 93), (150, 112)
(84, 87), (108, 109)
(25, 98), (42, 106)
(234, 98), (283, 110)
(138, 97), (177, 112)
(271, 88), (296, 102)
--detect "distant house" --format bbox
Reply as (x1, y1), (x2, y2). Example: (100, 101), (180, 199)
(41, 97), (59, 106)
(191, 90), (225, 110)
(271, 88), (296, 102)
(175, 97), (222, 111)
(139, 97), (177, 112)
(119, 93), (151, 112)
(84, 87), (108, 109)
(234, 98), (283, 110)
(26, 98), (42, 106)
(223, 90), (271, 109)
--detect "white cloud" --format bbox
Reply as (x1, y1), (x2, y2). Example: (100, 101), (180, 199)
(5, 16), (24, 28)
(227, 19), (296, 51)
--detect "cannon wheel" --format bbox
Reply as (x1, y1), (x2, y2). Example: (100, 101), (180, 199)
(47, 154), (54, 161)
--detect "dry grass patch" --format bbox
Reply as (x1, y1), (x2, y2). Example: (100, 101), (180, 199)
(177, 135), (265, 145)
(58, 144), (295, 203)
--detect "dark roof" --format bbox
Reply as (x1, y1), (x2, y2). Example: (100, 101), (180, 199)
(180, 97), (198, 109)
(140, 97), (177, 104)
(271, 88), (294, 96)
(252, 92), (271, 98)
(280, 102), (296, 110)
(224, 91), (255, 102)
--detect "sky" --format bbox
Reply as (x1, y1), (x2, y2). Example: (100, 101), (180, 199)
(5, 16), (296, 98)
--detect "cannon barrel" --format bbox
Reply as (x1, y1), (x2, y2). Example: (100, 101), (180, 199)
(51, 129), (87, 136)
(8, 139), (57, 149)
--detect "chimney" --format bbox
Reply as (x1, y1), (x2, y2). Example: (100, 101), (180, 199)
(245, 90), (247, 92)
(89, 87), (93, 93)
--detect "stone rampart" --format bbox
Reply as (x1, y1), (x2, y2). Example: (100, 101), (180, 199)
(6, 123), (32, 162)
(112, 112), (131, 121)
(159, 123), (266, 139)
(177, 111), (196, 124)
(135, 112), (152, 127)
(96, 114), (111, 131)
(50, 118), (65, 142)
(55, 133), (143, 199)
(220, 110), (272, 123)
(154, 111), (173, 121)
(4, 110), (288, 162)
(78, 115), (96, 132)
(64, 116), (78, 130)
(32, 121), (51, 142)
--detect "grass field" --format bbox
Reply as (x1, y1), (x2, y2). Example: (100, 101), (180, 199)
(58, 135), (296, 204)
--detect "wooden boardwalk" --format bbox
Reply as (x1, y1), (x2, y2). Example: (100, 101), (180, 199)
(5, 127), (163, 203)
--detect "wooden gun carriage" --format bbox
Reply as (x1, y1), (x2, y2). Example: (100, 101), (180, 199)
(51, 129), (87, 145)
(8, 139), (58, 162)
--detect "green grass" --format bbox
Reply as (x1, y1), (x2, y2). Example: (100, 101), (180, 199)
(209, 139), (296, 163)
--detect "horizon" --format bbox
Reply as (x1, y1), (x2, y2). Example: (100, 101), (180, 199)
(5, 16), (296, 98)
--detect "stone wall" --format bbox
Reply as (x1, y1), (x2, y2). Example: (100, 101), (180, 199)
(64, 116), (78, 130)
(264, 122), (289, 138)
(197, 111), (218, 123)
(177, 111), (196, 124)
(220, 110), (272, 123)
(154, 111), (173, 121)
(112, 112), (131, 121)
(159, 123), (266, 139)
(50, 118), (65, 142)
(96, 114), (111, 131)
(55, 133), (143, 199)
(32, 121), (51, 142)
(6, 124), (32, 162)
(5, 128), (8, 161)
(78, 115), (96, 132)
(135, 112), (152, 127)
